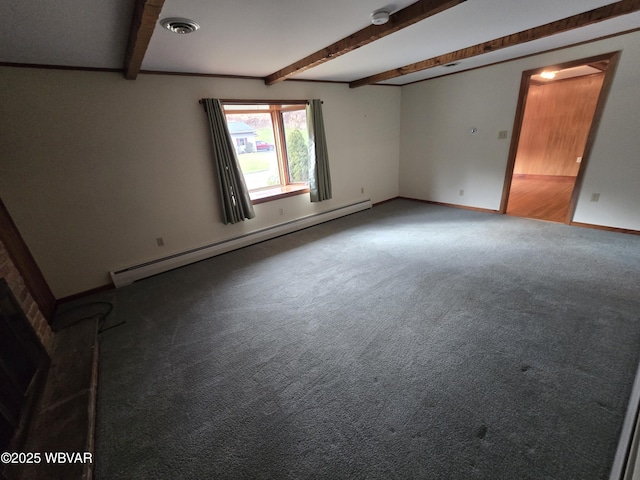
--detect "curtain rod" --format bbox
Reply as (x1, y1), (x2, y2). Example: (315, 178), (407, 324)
(198, 99), (322, 105)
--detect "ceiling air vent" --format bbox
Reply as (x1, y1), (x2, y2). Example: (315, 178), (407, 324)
(160, 18), (200, 34)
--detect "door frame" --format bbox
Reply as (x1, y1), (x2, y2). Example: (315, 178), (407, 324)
(499, 51), (621, 224)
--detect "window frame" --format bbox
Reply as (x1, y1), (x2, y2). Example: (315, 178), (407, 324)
(222, 100), (310, 205)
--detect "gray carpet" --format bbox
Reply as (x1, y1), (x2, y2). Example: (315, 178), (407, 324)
(90, 199), (640, 479)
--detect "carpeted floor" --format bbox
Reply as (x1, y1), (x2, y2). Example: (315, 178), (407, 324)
(89, 199), (640, 479)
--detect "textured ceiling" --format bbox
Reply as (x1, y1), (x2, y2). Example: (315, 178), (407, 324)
(1, 0), (639, 85)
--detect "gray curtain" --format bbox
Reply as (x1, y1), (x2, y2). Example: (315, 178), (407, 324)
(307, 99), (332, 202)
(203, 98), (255, 224)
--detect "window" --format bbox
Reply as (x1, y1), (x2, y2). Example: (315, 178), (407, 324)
(223, 102), (310, 204)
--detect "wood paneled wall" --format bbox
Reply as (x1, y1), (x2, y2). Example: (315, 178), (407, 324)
(513, 74), (604, 176)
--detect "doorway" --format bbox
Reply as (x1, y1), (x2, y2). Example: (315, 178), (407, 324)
(501, 52), (620, 223)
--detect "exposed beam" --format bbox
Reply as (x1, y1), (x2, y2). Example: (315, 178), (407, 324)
(264, 0), (466, 86)
(350, 0), (640, 88)
(123, 0), (165, 80)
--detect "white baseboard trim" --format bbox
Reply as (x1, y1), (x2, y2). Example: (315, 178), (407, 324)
(110, 199), (372, 288)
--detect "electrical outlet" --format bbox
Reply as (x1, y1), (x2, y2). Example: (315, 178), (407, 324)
(156, 237), (164, 247)
(591, 193), (600, 202)
(498, 130), (508, 139)
(361, 187), (365, 194)
(459, 189), (464, 196)
(279, 208), (284, 216)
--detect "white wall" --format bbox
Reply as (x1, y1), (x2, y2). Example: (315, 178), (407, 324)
(0, 69), (401, 297)
(4, 31), (640, 298)
(399, 30), (640, 230)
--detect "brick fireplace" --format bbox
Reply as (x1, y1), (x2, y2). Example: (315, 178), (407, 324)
(1, 200), (98, 480)
(0, 239), (54, 355)
(0, 239), (55, 454)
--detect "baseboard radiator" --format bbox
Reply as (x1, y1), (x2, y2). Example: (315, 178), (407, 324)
(110, 199), (372, 288)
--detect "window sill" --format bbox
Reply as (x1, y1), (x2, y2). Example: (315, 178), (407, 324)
(250, 185), (310, 205)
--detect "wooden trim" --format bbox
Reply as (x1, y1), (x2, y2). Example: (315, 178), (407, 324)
(589, 60), (610, 72)
(3, 25), (637, 86)
(141, 71), (400, 86)
(141, 69), (263, 81)
(0, 197), (56, 319)
(570, 222), (640, 236)
(389, 198), (640, 235)
(251, 186), (310, 205)
(500, 51), (619, 218)
(285, 77), (400, 87)
(523, 51), (616, 77)
(285, 78), (399, 87)
(565, 51), (621, 223)
(531, 72), (603, 86)
(271, 109), (288, 185)
(55, 284), (114, 307)
(222, 105), (306, 115)
(220, 99), (309, 106)
(284, 78), (349, 85)
(123, 0), (165, 80)
(372, 197), (400, 207)
(559, 71), (606, 82)
(399, 197), (500, 214)
(500, 69), (531, 213)
(0, 64), (345, 85)
(222, 109), (304, 116)
(264, 0), (466, 85)
(349, 0), (640, 88)
(0, 62), (122, 73)
(141, 70), (357, 85)
(399, 27), (640, 87)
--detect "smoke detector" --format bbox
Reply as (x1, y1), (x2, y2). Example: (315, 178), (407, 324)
(160, 18), (200, 34)
(371, 9), (391, 25)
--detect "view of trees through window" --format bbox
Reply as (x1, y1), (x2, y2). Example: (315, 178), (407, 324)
(223, 104), (309, 191)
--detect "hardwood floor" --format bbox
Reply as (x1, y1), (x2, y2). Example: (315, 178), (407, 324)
(506, 174), (576, 223)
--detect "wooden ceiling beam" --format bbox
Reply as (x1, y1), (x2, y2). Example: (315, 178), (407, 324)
(264, 0), (466, 86)
(123, 0), (165, 80)
(349, 0), (640, 88)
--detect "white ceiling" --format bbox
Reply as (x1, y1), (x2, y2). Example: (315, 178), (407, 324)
(1, 0), (639, 85)
(0, 0), (134, 68)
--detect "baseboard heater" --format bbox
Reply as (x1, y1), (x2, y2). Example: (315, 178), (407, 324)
(110, 199), (372, 288)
